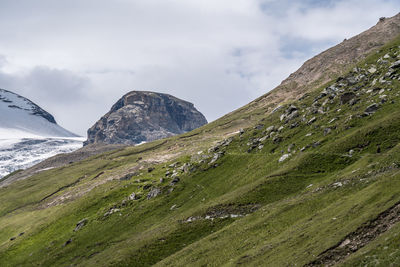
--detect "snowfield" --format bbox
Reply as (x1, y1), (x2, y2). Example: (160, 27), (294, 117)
(0, 89), (83, 178)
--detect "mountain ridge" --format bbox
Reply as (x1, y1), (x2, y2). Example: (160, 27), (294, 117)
(1, 14), (400, 267)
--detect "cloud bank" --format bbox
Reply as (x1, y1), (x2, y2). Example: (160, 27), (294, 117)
(0, 0), (399, 135)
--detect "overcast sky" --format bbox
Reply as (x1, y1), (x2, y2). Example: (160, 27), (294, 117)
(0, 0), (399, 136)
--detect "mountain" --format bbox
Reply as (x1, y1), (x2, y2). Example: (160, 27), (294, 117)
(1, 14), (400, 267)
(0, 89), (83, 178)
(0, 88), (78, 138)
(84, 91), (207, 145)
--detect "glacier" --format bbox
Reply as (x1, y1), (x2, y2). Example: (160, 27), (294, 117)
(0, 88), (83, 178)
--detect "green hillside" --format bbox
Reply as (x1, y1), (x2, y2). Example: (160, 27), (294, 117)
(1, 35), (400, 267)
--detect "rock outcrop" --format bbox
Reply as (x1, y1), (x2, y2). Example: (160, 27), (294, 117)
(84, 91), (207, 145)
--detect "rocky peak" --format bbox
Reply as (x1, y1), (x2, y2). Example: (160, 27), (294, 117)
(84, 91), (207, 145)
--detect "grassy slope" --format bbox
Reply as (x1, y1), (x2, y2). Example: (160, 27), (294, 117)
(1, 38), (400, 266)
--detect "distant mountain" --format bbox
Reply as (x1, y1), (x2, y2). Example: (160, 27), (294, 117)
(84, 91), (208, 145)
(0, 89), (83, 178)
(0, 88), (78, 138)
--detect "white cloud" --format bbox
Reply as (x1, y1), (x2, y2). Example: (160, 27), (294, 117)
(0, 0), (399, 135)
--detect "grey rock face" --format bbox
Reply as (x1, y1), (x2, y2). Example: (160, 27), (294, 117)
(84, 91), (207, 145)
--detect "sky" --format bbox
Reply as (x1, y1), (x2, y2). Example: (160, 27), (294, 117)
(0, 0), (399, 136)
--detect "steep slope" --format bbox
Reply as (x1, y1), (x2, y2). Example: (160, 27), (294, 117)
(85, 91), (207, 145)
(1, 16), (400, 267)
(216, 13), (400, 132)
(0, 89), (78, 138)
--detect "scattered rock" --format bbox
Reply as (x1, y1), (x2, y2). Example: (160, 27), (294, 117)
(273, 136), (282, 144)
(147, 167), (155, 173)
(170, 177), (180, 186)
(265, 125), (275, 133)
(104, 208), (121, 217)
(346, 76), (357, 85)
(182, 163), (191, 173)
(254, 124), (264, 130)
(147, 188), (162, 199)
(390, 60), (400, 69)
(308, 117), (317, 125)
(313, 141), (321, 148)
(290, 122), (299, 129)
(119, 173), (137, 181)
(368, 67), (377, 73)
(10, 237), (16, 241)
(279, 154), (291, 163)
(324, 128), (332, 136)
(74, 218), (88, 232)
(128, 192), (138, 200)
(171, 170), (179, 178)
(143, 184), (151, 190)
(348, 98), (359, 106)
(364, 103), (379, 115)
(340, 92), (356, 105)
(333, 182), (343, 188)
(272, 105), (283, 113)
(209, 152), (224, 164)
(286, 105), (298, 114)
(286, 110), (299, 121)
(169, 162), (179, 168)
(63, 238), (72, 247)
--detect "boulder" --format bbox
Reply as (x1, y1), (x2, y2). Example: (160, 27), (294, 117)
(147, 188), (162, 199)
(279, 154), (291, 162)
(170, 177), (180, 186)
(340, 92), (356, 105)
(364, 103), (379, 115)
(128, 192), (138, 200)
(390, 60), (400, 69)
(74, 218), (88, 232)
(308, 117), (317, 125)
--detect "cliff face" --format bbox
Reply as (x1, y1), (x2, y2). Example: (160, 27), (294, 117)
(84, 91), (207, 145)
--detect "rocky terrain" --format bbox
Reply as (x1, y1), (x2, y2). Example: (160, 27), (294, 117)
(84, 91), (207, 145)
(2, 14), (400, 267)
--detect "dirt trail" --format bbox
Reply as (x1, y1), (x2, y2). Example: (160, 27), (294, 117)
(305, 201), (400, 266)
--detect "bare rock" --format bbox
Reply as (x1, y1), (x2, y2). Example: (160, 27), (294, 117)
(147, 188), (162, 199)
(84, 91), (207, 145)
(74, 218), (88, 232)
